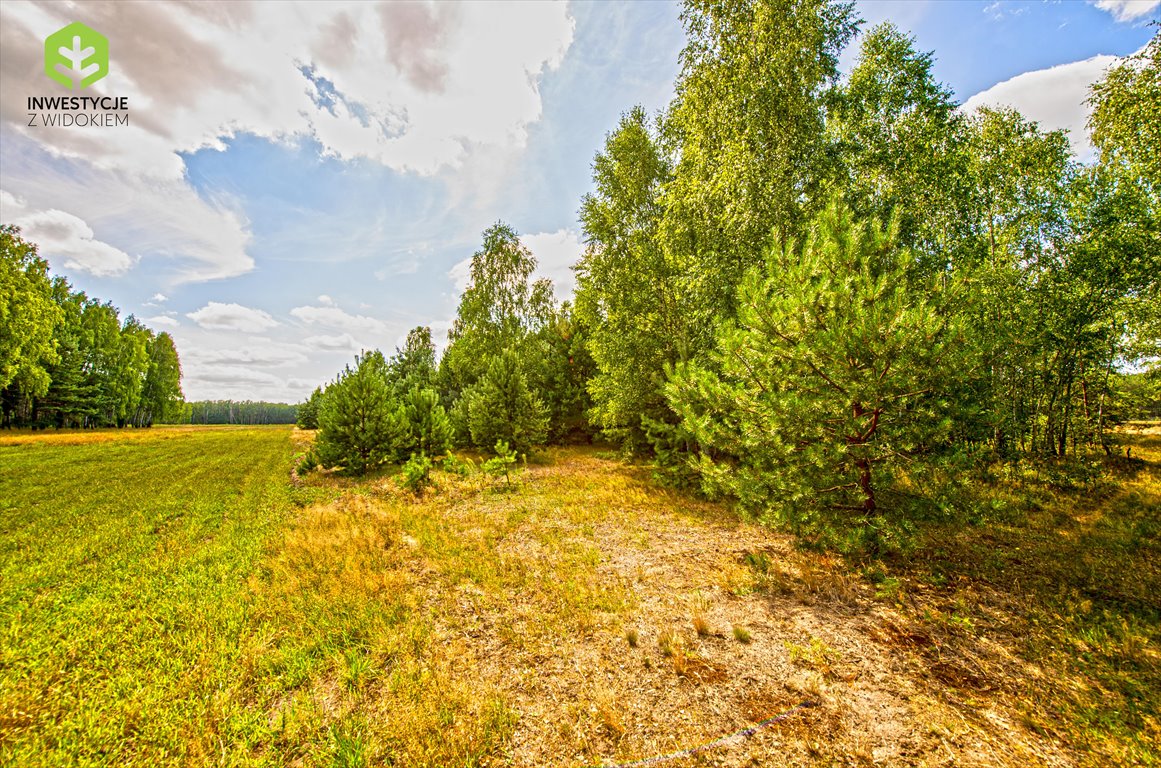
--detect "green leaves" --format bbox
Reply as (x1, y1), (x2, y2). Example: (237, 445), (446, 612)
(577, 1), (861, 451)
(1089, 30), (1160, 199)
(442, 223), (553, 399)
(0, 225), (61, 398)
(829, 23), (969, 265)
(576, 108), (681, 447)
(667, 0), (858, 256)
(1, 226), (181, 429)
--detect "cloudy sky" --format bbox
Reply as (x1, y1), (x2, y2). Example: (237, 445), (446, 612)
(1, 0), (1156, 402)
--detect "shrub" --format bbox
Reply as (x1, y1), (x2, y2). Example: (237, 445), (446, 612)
(440, 452), (475, 476)
(398, 452), (434, 495)
(482, 440), (519, 489)
(296, 450), (319, 475)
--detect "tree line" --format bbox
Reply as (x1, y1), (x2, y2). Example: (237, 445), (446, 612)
(175, 400), (298, 425)
(303, 3), (1158, 552)
(1, 225), (184, 429)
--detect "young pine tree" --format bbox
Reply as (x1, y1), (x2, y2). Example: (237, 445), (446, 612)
(667, 199), (960, 550)
(396, 386), (452, 461)
(296, 386), (324, 429)
(315, 351), (400, 475)
(465, 348), (548, 455)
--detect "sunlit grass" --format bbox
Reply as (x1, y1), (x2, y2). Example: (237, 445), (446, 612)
(0, 426), (297, 766)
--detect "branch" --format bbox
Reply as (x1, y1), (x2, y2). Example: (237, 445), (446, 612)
(883, 388), (932, 402)
(730, 348), (769, 395)
(803, 357), (847, 395)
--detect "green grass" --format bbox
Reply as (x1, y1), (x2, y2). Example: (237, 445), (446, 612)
(879, 426), (1161, 766)
(0, 428), (530, 766)
(0, 427), (300, 766)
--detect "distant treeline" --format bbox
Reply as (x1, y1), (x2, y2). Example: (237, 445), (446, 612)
(1, 226), (184, 429)
(174, 400), (298, 425)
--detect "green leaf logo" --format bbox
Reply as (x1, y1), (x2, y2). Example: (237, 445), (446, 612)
(44, 22), (108, 90)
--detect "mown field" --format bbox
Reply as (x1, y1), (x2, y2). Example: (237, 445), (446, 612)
(0, 425), (1158, 767)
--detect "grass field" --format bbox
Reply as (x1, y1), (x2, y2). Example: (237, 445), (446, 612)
(0, 425), (1157, 766)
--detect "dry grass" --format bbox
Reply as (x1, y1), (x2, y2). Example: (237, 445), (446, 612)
(0, 422), (252, 446)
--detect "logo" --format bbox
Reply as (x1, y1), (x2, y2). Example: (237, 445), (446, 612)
(44, 22), (108, 90)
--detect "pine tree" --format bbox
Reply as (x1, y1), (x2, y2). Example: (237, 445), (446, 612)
(466, 348), (548, 455)
(315, 351), (400, 475)
(387, 327), (438, 398)
(296, 386), (324, 429)
(396, 385), (452, 460)
(667, 199), (960, 550)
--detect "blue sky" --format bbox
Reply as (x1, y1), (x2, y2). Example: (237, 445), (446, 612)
(1, 0), (1156, 401)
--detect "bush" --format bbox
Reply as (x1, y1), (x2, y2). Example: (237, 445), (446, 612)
(398, 453), (434, 495)
(440, 452), (475, 476)
(295, 450), (319, 475)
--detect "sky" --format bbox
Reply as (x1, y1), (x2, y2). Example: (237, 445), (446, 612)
(1, 0), (1157, 403)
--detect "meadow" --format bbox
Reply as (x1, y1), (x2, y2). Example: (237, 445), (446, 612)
(0, 425), (1158, 767)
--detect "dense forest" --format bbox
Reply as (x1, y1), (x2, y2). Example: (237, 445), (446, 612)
(0, 225), (184, 429)
(303, 5), (1159, 552)
(177, 400), (298, 425)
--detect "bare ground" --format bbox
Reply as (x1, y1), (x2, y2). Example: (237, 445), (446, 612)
(359, 446), (1147, 768)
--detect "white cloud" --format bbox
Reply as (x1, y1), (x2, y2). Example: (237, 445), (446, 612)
(2, 135), (254, 282)
(961, 54), (1120, 161)
(143, 315), (180, 328)
(187, 302), (280, 333)
(184, 365), (285, 387)
(290, 304), (387, 334)
(984, 1), (1027, 20)
(448, 256), (472, 294)
(1, 190), (134, 277)
(151, 293), (168, 302)
(0, 1), (575, 174)
(524, 229), (583, 300)
(1092, 0), (1160, 22)
(317, 294), (334, 306)
(191, 344), (308, 367)
(304, 333), (362, 353)
(0, 1), (575, 284)
(375, 245), (427, 280)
